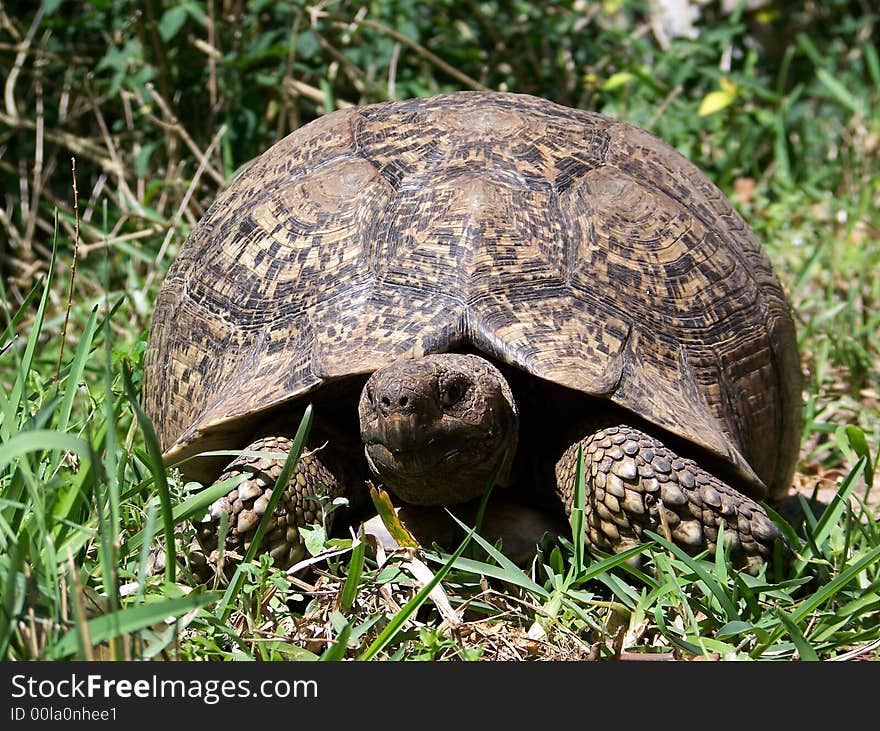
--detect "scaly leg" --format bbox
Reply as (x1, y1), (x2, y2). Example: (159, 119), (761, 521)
(191, 435), (348, 576)
(555, 425), (782, 574)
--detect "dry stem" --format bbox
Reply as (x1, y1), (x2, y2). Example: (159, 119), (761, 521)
(55, 157), (80, 383)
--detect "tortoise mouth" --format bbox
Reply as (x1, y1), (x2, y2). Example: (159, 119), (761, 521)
(361, 411), (483, 453)
(363, 413), (437, 451)
(362, 411), (506, 502)
(364, 440), (465, 477)
(364, 439), (503, 506)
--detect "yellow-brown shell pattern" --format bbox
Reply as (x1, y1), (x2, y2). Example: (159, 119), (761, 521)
(143, 91), (801, 501)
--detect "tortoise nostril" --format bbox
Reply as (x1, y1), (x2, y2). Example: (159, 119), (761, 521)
(375, 389), (412, 417)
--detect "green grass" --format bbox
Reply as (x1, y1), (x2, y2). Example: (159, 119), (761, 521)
(1, 0), (879, 661)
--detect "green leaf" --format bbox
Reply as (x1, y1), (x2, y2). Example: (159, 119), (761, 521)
(865, 41), (880, 94)
(444, 553), (549, 598)
(796, 456), (866, 572)
(842, 426), (874, 487)
(595, 571), (643, 608)
(791, 544), (880, 625)
(577, 543), (649, 583)
(0, 538), (26, 659)
(442, 511), (549, 598)
(0, 430), (94, 472)
(654, 606), (705, 657)
(295, 30), (320, 60)
(713, 521), (729, 587)
(134, 143), (158, 180)
(56, 306), (100, 434)
(124, 473), (248, 553)
(320, 622), (352, 661)
(4, 222), (57, 443)
(644, 531), (739, 619)
(158, 6), (188, 41)
(716, 620), (754, 639)
(299, 523), (327, 557)
(816, 68), (864, 115)
(182, 1), (207, 25)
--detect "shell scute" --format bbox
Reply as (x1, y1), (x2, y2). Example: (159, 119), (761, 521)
(143, 92), (800, 499)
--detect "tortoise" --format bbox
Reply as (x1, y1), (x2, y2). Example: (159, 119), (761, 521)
(142, 91), (802, 575)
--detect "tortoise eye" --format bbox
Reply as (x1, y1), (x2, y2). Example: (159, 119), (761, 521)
(441, 379), (467, 408)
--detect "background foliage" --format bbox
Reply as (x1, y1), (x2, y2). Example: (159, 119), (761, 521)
(1, 0), (878, 661)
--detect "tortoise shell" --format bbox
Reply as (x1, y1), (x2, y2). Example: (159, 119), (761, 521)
(143, 91), (801, 502)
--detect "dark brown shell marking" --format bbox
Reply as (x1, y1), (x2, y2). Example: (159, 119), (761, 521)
(143, 91), (800, 500)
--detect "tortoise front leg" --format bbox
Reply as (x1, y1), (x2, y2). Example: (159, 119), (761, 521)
(555, 425), (782, 574)
(191, 435), (348, 576)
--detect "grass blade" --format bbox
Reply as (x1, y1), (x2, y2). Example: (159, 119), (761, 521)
(791, 544), (880, 624)
(793, 457), (865, 575)
(0, 538), (25, 658)
(576, 543), (650, 583)
(775, 608), (820, 661)
(571, 444), (586, 575)
(339, 530), (366, 613)
(47, 591), (221, 660)
(0, 430), (94, 469)
(816, 68), (865, 115)
(644, 530), (739, 619)
(441, 511), (549, 598)
(370, 484), (419, 548)
(55, 306), (100, 433)
(2, 229), (57, 442)
(124, 473), (248, 553)
(122, 359), (175, 584)
(320, 622), (352, 661)
(359, 525), (475, 661)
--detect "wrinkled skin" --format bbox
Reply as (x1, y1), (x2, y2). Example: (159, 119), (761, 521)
(358, 353), (518, 505)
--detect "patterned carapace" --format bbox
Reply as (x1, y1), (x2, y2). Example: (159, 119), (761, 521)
(143, 91), (801, 501)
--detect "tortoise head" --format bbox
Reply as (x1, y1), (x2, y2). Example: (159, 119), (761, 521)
(358, 353), (519, 505)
